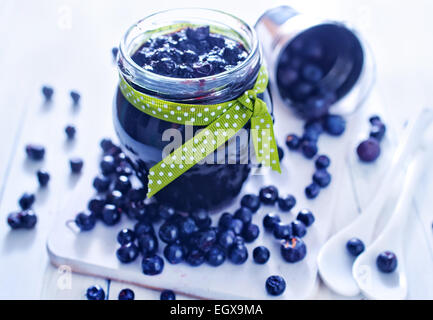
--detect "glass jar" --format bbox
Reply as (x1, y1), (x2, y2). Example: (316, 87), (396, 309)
(114, 8), (272, 212)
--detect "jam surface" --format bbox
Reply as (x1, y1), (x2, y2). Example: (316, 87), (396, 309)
(131, 26), (249, 78)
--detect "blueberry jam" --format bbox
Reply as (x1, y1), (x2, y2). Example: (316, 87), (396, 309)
(131, 26), (248, 78)
(115, 20), (270, 211)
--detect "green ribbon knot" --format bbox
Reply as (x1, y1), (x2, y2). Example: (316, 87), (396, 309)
(119, 66), (281, 198)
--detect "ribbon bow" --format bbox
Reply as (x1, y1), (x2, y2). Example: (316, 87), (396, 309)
(119, 66), (281, 198)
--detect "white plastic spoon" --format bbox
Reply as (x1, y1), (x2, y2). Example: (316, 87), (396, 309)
(352, 150), (428, 299)
(317, 108), (433, 296)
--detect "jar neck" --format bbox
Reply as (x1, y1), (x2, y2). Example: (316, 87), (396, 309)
(117, 8), (262, 104)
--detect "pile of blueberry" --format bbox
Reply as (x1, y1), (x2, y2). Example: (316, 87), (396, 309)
(7, 193), (37, 230)
(131, 26), (248, 78)
(357, 115), (387, 163)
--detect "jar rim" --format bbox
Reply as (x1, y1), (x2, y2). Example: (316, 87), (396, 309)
(118, 8), (260, 92)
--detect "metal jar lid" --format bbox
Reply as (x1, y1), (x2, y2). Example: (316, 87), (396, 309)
(255, 5), (375, 118)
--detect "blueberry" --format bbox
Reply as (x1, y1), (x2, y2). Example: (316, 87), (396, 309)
(111, 47), (119, 60)
(281, 237), (307, 263)
(313, 169), (331, 188)
(114, 175), (132, 194)
(36, 170), (50, 187)
(7, 210), (37, 229)
(240, 194), (261, 213)
(92, 175), (111, 193)
(100, 138), (115, 153)
(41, 86), (54, 101)
(305, 182), (320, 199)
(315, 155), (330, 169)
(277, 67), (298, 88)
(87, 196), (105, 216)
(160, 289), (176, 300)
(277, 195), (296, 212)
(158, 204), (176, 221)
(217, 230), (236, 249)
(218, 212), (233, 230)
(285, 134), (301, 150)
(290, 82), (314, 102)
(263, 213), (281, 232)
(127, 188), (147, 202)
(226, 218), (244, 235)
(7, 212), (22, 229)
(159, 223), (179, 244)
(116, 243), (139, 263)
(273, 222), (292, 240)
(357, 138), (381, 162)
(195, 229), (217, 252)
(142, 255), (164, 275)
(369, 115), (383, 126)
(228, 244), (248, 264)
(266, 275), (286, 296)
(302, 41), (323, 60)
(346, 238), (365, 257)
(163, 243), (184, 264)
(234, 207), (253, 225)
(302, 96), (329, 119)
(178, 217), (198, 239)
(101, 204), (121, 226)
(324, 115), (346, 136)
(259, 185), (279, 205)
(19, 193), (35, 210)
(144, 202), (161, 223)
(253, 246), (270, 264)
(69, 158), (84, 174)
(302, 128), (320, 143)
(376, 251), (398, 273)
(65, 125), (76, 140)
(75, 212), (96, 231)
(25, 144), (45, 161)
(186, 26), (209, 41)
(191, 208), (211, 230)
(296, 209), (315, 227)
(137, 233), (158, 257)
(100, 155), (116, 175)
(86, 285), (105, 300)
(106, 190), (125, 207)
(242, 223), (260, 243)
(278, 146), (284, 161)
(117, 228), (136, 245)
(370, 123), (386, 142)
(300, 140), (318, 159)
(302, 64), (323, 83)
(118, 288), (134, 300)
(304, 120), (324, 134)
(70, 91), (81, 105)
(134, 220), (155, 237)
(186, 249), (205, 267)
(206, 246), (226, 266)
(291, 220), (307, 237)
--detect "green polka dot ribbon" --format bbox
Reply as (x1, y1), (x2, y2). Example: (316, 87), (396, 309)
(119, 66), (281, 198)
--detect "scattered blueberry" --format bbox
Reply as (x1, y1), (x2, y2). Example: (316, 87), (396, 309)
(106, 190), (124, 207)
(240, 194), (261, 213)
(369, 115), (382, 126)
(100, 155), (116, 175)
(134, 220), (155, 237)
(178, 217), (198, 239)
(315, 155), (330, 169)
(273, 222), (292, 240)
(305, 182), (320, 199)
(100, 138), (115, 153)
(65, 125), (76, 140)
(117, 228), (136, 245)
(101, 204), (121, 226)
(41, 86), (54, 101)
(217, 229), (236, 249)
(376, 251), (398, 273)
(278, 146), (284, 161)
(116, 242), (139, 263)
(296, 209), (315, 227)
(263, 213), (281, 232)
(285, 134), (301, 150)
(206, 246), (226, 266)
(291, 220), (307, 238)
(69, 158), (84, 174)
(18, 193), (35, 210)
(357, 138), (381, 162)
(118, 288), (134, 300)
(93, 175), (111, 193)
(281, 237), (307, 263)
(253, 246), (270, 264)
(70, 90), (81, 105)
(74, 212), (96, 231)
(313, 169), (331, 188)
(234, 207), (253, 225)
(218, 212), (233, 230)
(86, 285), (105, 300)
(160, 289), (176, 300)
(163, 243), (184, 264)
(195, 229), (217, 252)
(259, 185), (279, 205)
(36, 170), (50, 187)
(228, 243), (248, 264)
(114, 175), (132, 194)
(370, 123), (386, 142)
(226, 218), (244, 235)
(7, 210), (37, 229)
(265, 275), (286, 296)
(186, 249), (205, 267)
(25, 144), (45, 161)
(137, 233), (158, 257)
(277, 195), (296, 212)
(302, 63), (323, 83)
(324, 114), (346, 136)
(88, 196), (105, 216)
(142, 254), (164, 275)
(300, 140), (318, 159)
(346, 238), (365, 257)
(242, 223), (260, 243)
(159, 204), (177, 221)
(159, 223), (179, 244)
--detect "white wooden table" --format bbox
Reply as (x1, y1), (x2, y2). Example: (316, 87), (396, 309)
(1, 0), (432, 300)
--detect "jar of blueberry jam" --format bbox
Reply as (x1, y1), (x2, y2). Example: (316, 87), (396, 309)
(256, 5), (375, 119)
(114, 9), (271, 211)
